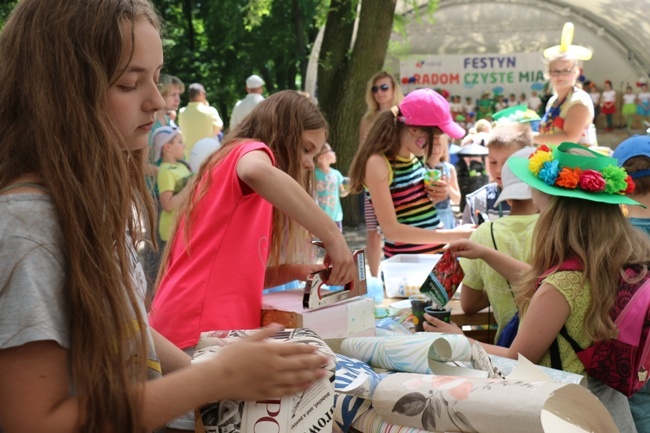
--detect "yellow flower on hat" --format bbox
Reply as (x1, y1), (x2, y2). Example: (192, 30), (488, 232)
(543, 22), (593, 61)
(529, 148), (553, 175)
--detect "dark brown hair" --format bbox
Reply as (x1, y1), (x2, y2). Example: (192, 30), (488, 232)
(623, 156), (650, 196)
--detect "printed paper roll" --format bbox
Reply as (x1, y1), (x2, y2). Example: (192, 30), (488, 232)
(373, 373), (617, 433)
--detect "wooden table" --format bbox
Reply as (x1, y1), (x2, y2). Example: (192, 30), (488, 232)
(383, 298), (496, 344)
(447, 299), (495, 343)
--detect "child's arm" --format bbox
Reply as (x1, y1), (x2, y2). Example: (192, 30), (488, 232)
(0, 328), (328, 432)
(338, 172), (350, 198)
(447, 239), (530, 283)
(424, 282), (571, 364)
(264, 263), (327, 288)
(157, 169), (190, 212)
(365, 154), (475, 244)
(447, 164), (461, 205)
(460, 282), (490, 315)
(237, 150), (354, 286)
(159, 187), (189, 212)
(150, 328), (191, 374)
(533, 103), (591, 145)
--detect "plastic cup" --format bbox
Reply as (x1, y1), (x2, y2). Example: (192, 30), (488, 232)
(410, 295), (433, 332)
(424, 305), (452, 324)
(423, 169), (442, 186)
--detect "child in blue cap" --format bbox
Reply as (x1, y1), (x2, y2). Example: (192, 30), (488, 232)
(614, 134), (650, 433)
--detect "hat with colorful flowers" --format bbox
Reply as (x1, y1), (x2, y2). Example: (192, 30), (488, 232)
(508, 142), (640, 206)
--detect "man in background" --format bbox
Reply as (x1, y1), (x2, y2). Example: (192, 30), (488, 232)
(178, 83), (223, 159)
(229, 74), (265, 129)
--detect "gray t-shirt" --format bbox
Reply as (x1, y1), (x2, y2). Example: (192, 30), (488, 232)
(0, 193), (161, 378)
(0, 194), (68, 350)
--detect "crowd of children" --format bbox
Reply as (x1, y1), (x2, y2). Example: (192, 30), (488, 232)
(449, 90), (546, 130)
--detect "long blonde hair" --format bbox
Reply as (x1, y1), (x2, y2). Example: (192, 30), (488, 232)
(362, 71), (404, 124)
(173, 90), (328, 269)
(515, 196), (650, 341)
(0, 0), (160, 431)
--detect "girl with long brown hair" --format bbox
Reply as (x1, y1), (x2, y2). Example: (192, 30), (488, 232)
(348, 88), (474, 259)
(150, 90), (354, 352)
(0, 1), (329, 432)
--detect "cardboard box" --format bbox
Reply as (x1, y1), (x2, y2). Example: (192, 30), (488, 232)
(380, 253), (441, 298)
(262, 290), (376, 338)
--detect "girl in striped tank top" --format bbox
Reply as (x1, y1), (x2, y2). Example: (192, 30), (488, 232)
(349, 88), (475, 258)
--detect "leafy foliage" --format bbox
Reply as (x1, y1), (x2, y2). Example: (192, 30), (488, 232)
(0, 0), (440, 225)
(0, 0), (18, 28)
(152, 0), (321, 127)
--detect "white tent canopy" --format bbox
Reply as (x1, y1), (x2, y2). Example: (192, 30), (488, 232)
(388, 0), (649, 93)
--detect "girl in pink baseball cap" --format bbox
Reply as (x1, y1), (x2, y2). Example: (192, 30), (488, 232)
(348, 88), (474, 259)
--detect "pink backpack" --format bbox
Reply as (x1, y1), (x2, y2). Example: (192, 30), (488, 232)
(549, 260), (650, 397)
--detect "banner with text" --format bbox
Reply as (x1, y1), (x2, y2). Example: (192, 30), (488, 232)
(400, 53), (547, 99)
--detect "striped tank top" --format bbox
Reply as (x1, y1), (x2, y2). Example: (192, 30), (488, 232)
(376, 154), (442, 257)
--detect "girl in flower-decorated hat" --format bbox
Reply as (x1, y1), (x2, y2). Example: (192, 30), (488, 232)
(425, 142), (650, 432)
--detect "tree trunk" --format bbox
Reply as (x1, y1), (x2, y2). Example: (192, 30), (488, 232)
(292, 0), (308, 87)
(317, 0), (397, 227)
(182, 0), (195, 52)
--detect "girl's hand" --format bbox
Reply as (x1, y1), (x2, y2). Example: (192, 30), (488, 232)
(204, 326), (330, 401)
(322, 241), (355, 286)
(446, 239), (487, 259)
(422, 314), (464, 334)
(425, 180), (449, 203)
(286, 263), (327, 281)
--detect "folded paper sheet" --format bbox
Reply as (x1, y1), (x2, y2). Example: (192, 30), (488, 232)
(373, 373), (617, 433)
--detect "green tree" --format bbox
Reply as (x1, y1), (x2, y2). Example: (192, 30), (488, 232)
(317, 0), (398, 225)
(0, 1), (18, 28)
(152, 0), (321, 126)
(0, 0), (439, 227)
(317, 0), (439, 225)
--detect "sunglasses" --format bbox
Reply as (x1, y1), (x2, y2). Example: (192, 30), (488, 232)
(371, 84), (391, 93)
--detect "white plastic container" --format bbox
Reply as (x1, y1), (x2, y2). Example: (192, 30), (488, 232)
(380, 253), (442, 298)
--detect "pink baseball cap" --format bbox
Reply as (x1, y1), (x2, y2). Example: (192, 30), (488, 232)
(397, 88), (466, 139)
